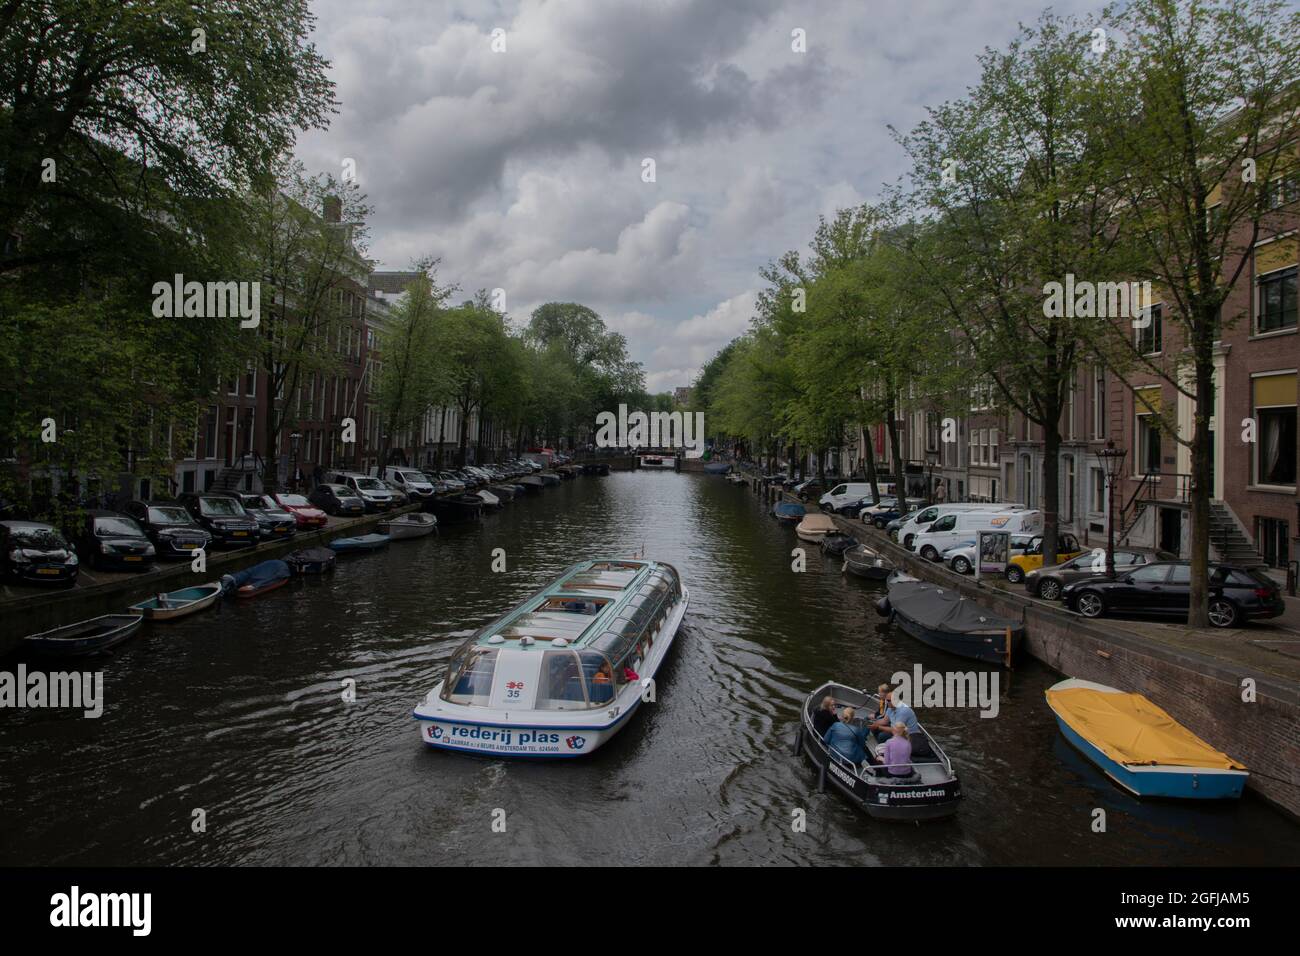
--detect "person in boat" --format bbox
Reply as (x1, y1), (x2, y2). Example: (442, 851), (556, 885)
(812, 695), (838, 737)
(879, 722), (914, 777)
(823, 707), (871, 766)
(869, 687), (920, 742)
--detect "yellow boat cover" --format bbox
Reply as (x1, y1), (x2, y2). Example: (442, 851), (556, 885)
(1046, 687), (1245, 770)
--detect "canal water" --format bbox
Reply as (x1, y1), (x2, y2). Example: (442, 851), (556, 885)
(3, 471), (1297, 865)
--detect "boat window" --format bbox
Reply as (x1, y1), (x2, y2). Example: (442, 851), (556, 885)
(537, 596), (606, 615)
(579, 651), (616, 706)
(535, 650), (587, 709)
(441, 647), (498, 705)
(592, 628), (638, 667)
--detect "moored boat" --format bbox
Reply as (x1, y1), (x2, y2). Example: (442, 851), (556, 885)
(284, 547), (336, 575)
(516, 476), (545, 494)
(379, 512), (438, 539)
(328, 533), (391, 553)
(877, 577), (1022, 665)
(223, 559), (291, 598)
(489, 483), (518, 502)
(427, 494), (485, 522)
(475, 489), (502, 509)
(795, 513), (836, 543)
(23, 614), (143, 657)
(772, 500), (805, 523)
(704, 461), (731, 475)
(639, 454), (676, 469)
(821, 533), (857, 556)
(537, 471), (561, 486)
(129, 583), (223, 621)
(1045, 678), (1248, 799)
(844, 543), (895, 580)
(795, 681), (962, 821)
(413, 559), (688, 758)
(580, 463), (610, 476)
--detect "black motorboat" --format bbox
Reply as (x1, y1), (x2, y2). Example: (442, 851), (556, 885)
(875, 577), (1023, 665)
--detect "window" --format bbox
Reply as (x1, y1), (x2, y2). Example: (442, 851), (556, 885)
(1167, 565), (1191, 585)
(1258, 266), (1297, 333)
(1093, 366), (1106, 439)
(1129, 565), (1170, 584)
(1063, 456), (1075, 524)
(1265, 174), (1299, 209)
(1091, 468), (1105, 513)
(1135, 387), (1162, 474)
(1136, 304), (1163, 354)
(1253, 373), (1297, 486)
(1257, 517), (1289, 569)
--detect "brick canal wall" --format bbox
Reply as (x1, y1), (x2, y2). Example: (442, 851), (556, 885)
(750, 477), (1300, 819)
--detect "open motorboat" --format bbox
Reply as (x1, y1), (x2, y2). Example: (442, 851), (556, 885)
(222, 559), (291, 598)
(414, 559), (688, 757)
(795, 681), (962, 821)
(329, 533), (391, 553)
(704, 461), (731, 475)
(379, 512), (438, 539)
(772, 500), (805, 523)
(537, 471), (561, 486)
(284, 546), (336, 575)
(821, 533), (857, 556)
(1045, 679), (1248, 799)
(795, 513), (836, 543)
(475, 489), (502, 509)
(489, 483), (517, 502)
(23, 614), (143, 657)
(516, 475), (545, 494)
(639, 454), (676, 469)
(427, 494), (484, 522)
(875, 576), (1023, 665)
(726, 472), (748, 485)
(843, 543), (895, 580)
(129, 583), (223, 621)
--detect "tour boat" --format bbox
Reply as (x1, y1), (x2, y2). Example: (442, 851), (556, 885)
(129, 583), (223, 621)
(795, 681), (962, 821)
(639, 454), (676, 469)
(23, 613), (143, 657)
(379, 513), (438, 539)
(1045, 678), (1248, 800)
(414, 559), (689, 758)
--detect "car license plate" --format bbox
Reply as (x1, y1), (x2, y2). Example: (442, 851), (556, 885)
(124, 556), (143, 562)
(36, 568), (61, 575)
(232, 531), (248, 537)
(182, 543), (199, 550)
(275, 527), (288, 533)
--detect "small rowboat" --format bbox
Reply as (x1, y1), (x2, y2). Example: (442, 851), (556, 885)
(222, 559), (291, 599)
(772, 501), (805, 523)
(129, 583), (223, 621)
(821, 533), (856, 556)
(379, 513), (438, 540)
(516, 476), (545, 493)
(328, 533), (391, 553)
(284, 547), (336, 575)
(475, 489), (501, 509)
(795, 681), (962, 821)
(24, 614), (143, 657)
(1045, 679), (1249, 799)
(844, 543), (895, 580)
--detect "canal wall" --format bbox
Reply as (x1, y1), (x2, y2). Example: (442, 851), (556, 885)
(0, 506), (412, 656)
(749, 477), (1300, 819)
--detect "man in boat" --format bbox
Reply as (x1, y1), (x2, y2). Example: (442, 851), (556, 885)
(823, 707), (871, 767)
(868, 687), (920, 742)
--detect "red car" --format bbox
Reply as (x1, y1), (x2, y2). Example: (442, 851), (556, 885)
(272, 493), (329, 528)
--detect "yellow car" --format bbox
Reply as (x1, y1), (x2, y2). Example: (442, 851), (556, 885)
(1005, 533), (1085, 583)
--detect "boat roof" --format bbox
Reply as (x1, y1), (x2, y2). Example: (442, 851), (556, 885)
(472, 559), (666, 651)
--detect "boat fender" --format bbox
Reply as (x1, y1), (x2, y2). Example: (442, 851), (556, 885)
(817, 764), (827, 794)
(873, 596), (892, 618)
(792, 726), (804, 757)
(219, 574), (235, 595)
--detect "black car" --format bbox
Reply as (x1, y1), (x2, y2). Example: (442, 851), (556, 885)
(1061, 561), (1284, 629)
(237, 494), (298, 540)
(122, 500), (213, 558)
(74, 510), (156, 571)
(1025, 548), (1149, 601)
(308, 483), (366, 517)
(0, 520), (80, 586)
(177, 493), (260, 548)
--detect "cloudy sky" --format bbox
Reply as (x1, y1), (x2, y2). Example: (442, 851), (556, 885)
(296, 0), (1098, 393)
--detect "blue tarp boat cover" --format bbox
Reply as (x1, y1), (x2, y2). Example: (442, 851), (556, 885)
(224, 559), (291, 593)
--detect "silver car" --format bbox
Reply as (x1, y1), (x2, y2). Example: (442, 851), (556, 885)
(942, 534), (1037, 575)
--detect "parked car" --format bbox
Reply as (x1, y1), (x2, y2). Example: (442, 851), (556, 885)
(383, 481), (411, 506)
(912, 509), (1045, 561)
(177, 493), (260, 548)
(0, 520), (79, 586)
(819, 482), (878, 512)
(74, 510), (156, 571)
(793, 478), (825, 501)
(1061, 561), (1284, 629)
(1025, 548), (1151, 601)
(896, 502), (1028, 550)
(384, 467), (436, 499)
(122, 500), (213, 558)
(237, 494), (298, 540)
(308, 483), (366, 517)
(1004, 533), (1085, 583)
(272, 492), (329, 528)
(941, 534), (1037, 575)
(885, 511), (919, 540)
(326, 472), (396, 512)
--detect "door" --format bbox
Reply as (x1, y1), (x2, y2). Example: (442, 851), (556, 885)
(1158, 508), (1182, 556)
(1162, 563), (1193, 613)
(1113, 563), (1172, 610)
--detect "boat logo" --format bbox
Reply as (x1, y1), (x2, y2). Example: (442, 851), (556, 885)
(506, 681), (525, 690)
(565, 735), (586, 750)
(427, 725), (444, 740)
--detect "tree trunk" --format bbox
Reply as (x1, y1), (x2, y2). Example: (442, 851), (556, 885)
(457, 402), (470, 467)
(886, 408), (905, 506)
(436, 406), (447, 469)
(1041, 420), (1062, 569)
(862, 424), (880, 504)
(1187, 342), (1215, 627)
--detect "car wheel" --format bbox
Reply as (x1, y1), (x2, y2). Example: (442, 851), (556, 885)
(1038, 578), (1062, 601)
(903, 534), (914, 549)
(952, 556), (971, 575)
(1208, 598), (1238, 629)
(873, 518), (886, 529)
(1075, 590), (1105, 619)
(920, 545), (940, 561)
(1006, 565), (1024, 584)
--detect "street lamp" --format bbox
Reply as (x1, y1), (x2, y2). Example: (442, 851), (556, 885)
(1099, 440), (1127, 577)
(289, 432), (301, 492)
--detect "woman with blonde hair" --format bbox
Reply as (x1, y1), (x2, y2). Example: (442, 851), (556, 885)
(822, 705), (870, 765)
(880, 721), (913, 777)
(812, 695), (838, 737)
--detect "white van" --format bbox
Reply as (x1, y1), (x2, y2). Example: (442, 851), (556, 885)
(383, 466), (436, 498)
(911, 509), (1045, 560)
(819, 481), (898, 511)
(896, 503), (1000, 549)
